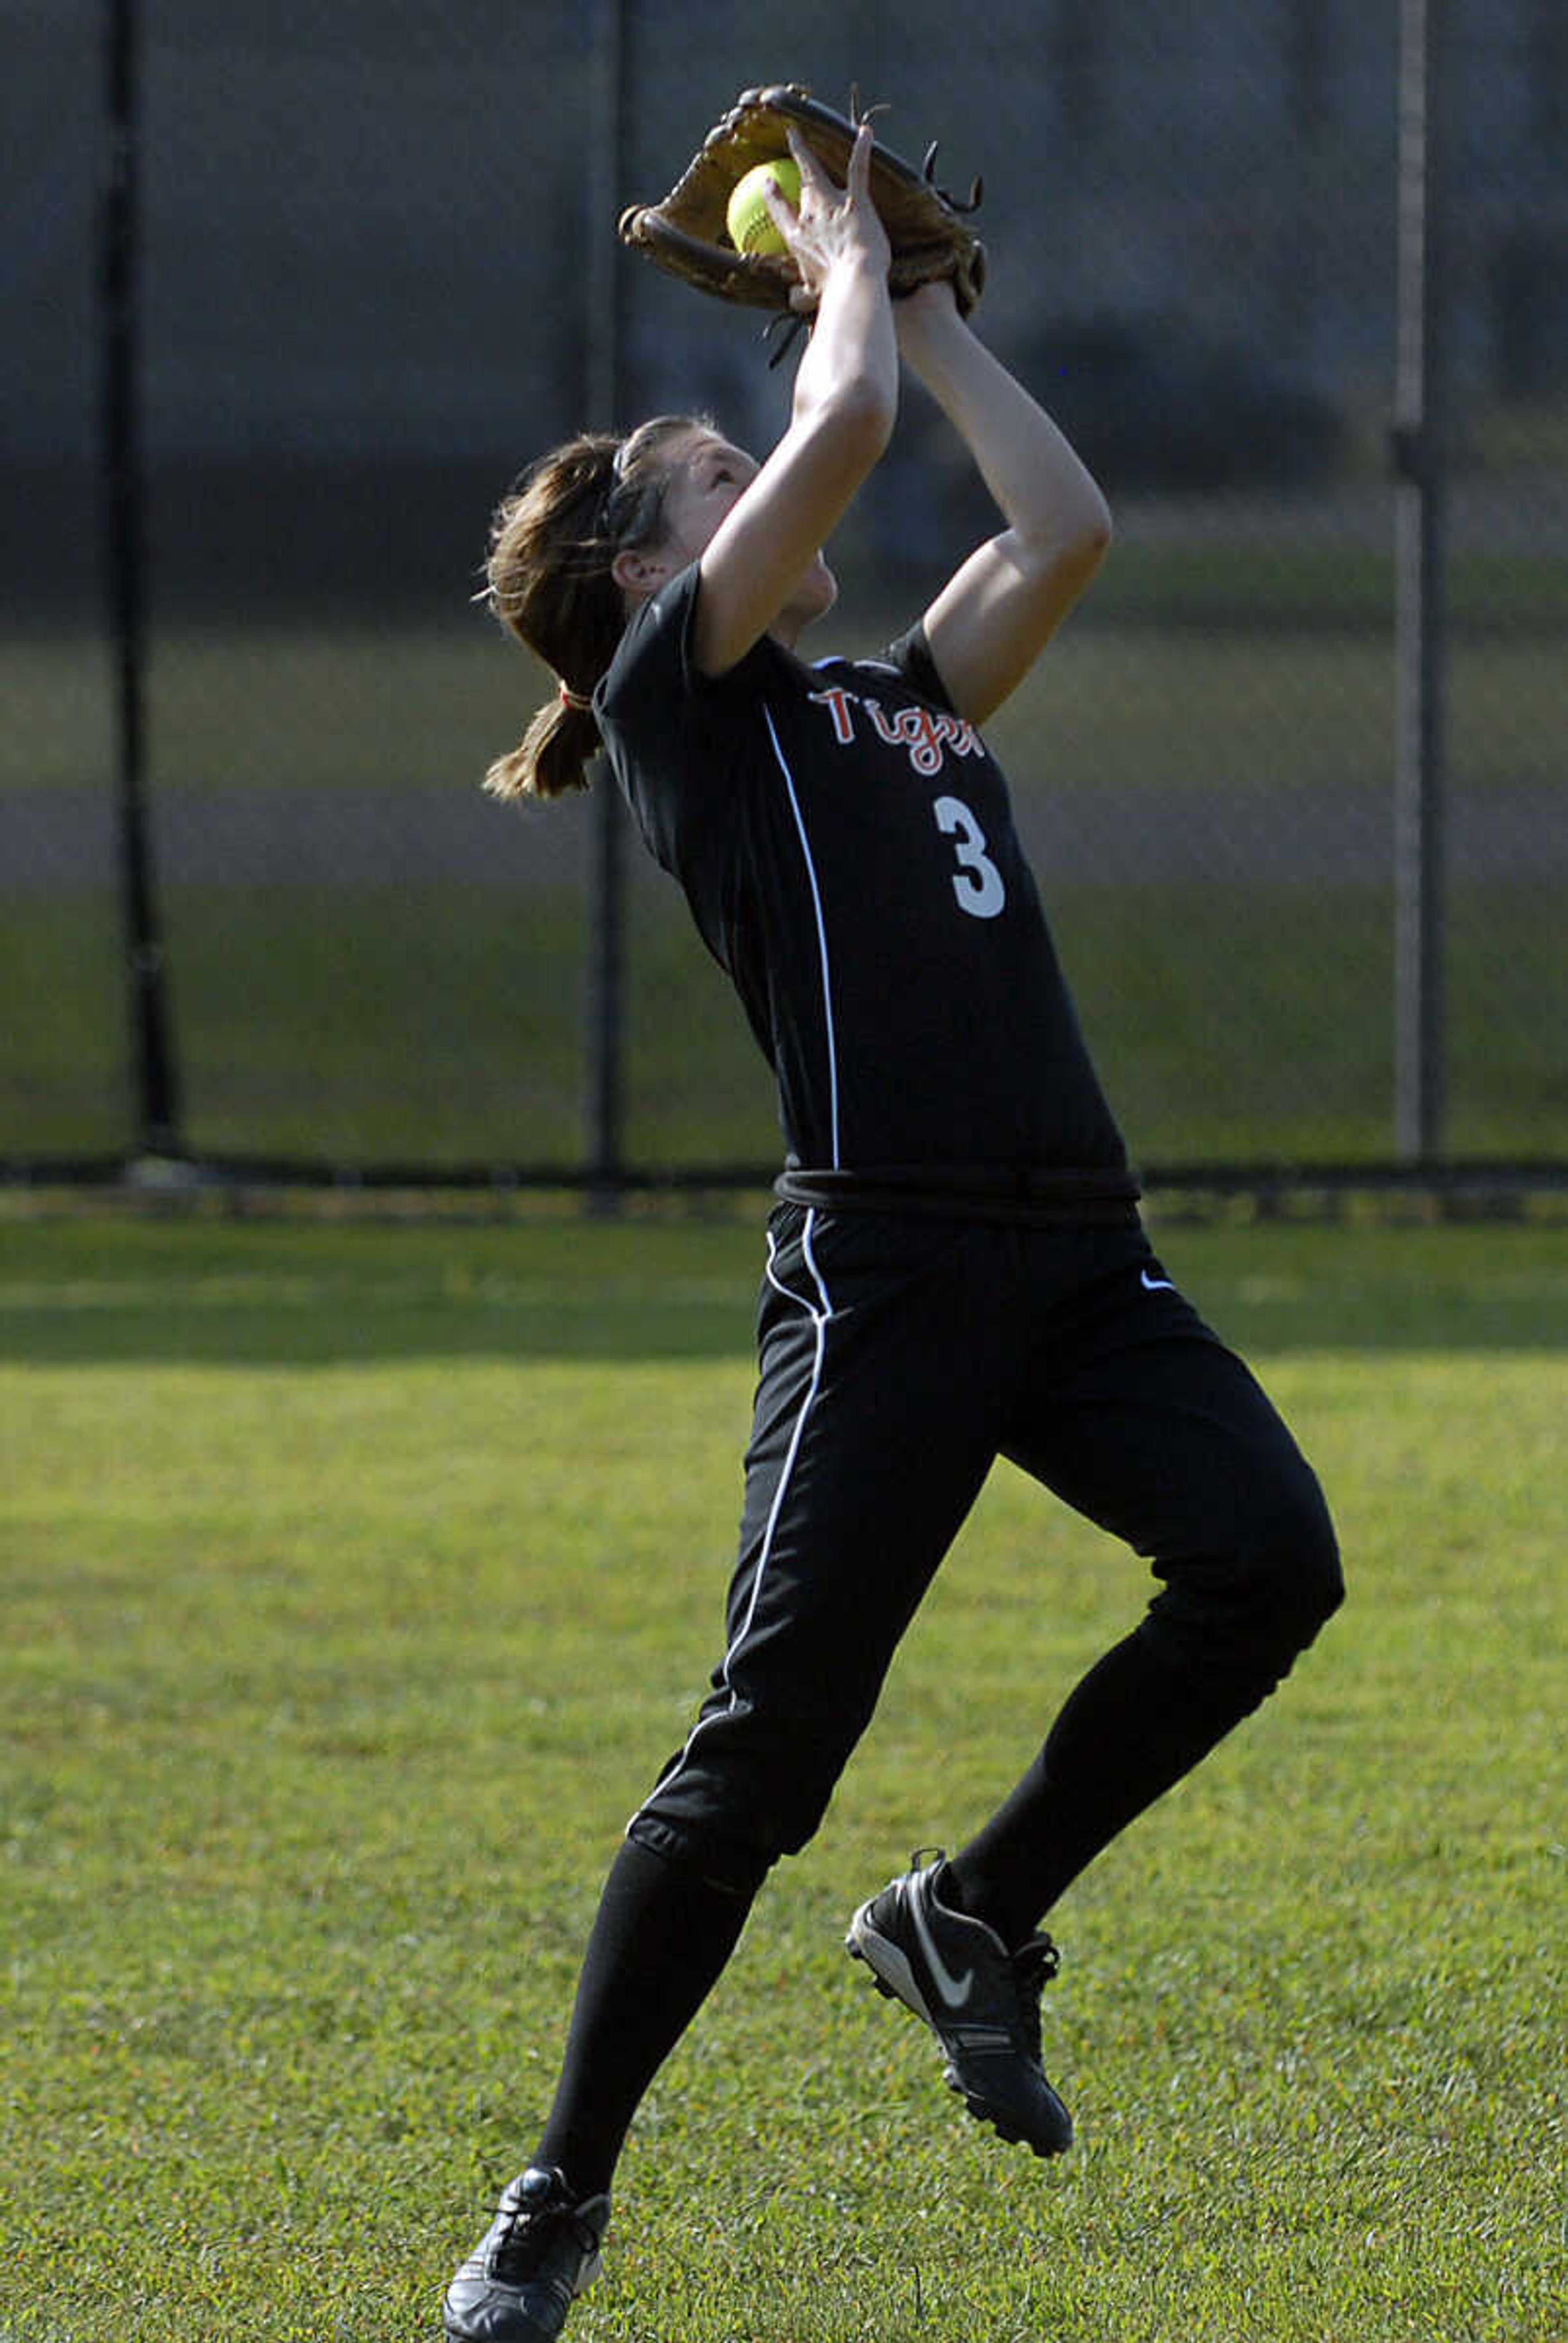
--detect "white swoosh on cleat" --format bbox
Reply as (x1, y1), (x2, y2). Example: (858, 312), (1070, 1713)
(1140, 1270), (1176, 1292)
(910, 1885), (975, 2011)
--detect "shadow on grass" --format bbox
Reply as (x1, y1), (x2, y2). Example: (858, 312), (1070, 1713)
(1, 1214), (1564, 1366)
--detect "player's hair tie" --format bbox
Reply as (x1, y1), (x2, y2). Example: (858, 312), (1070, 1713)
(558, 679), (594, 712)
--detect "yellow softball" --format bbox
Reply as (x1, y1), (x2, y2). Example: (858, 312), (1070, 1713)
(726, 156), (802, 257)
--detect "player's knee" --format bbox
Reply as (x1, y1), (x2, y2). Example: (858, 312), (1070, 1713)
(1154, 1454), (1341, 1691)
(628, 1726), (849, 1893)
(1247, 1458), (1343, 1662)
(626, 1811), (778, 1899)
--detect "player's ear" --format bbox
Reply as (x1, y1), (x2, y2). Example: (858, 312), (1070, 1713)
(612, 544), (672, 601)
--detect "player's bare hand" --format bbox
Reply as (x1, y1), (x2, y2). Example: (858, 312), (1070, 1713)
(765, 123), (891, 313)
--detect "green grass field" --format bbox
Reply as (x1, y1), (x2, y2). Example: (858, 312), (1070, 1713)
(2, 1208), (1563, 2341)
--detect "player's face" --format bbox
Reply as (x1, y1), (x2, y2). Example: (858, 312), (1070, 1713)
(657, 431), (761, 554)
(658, 429), (838, 629)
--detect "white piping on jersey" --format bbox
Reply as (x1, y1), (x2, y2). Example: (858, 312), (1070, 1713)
(626, 1210), (835, 1837)
(812, 654), (902, 675)
(763, 702), (841, 1169)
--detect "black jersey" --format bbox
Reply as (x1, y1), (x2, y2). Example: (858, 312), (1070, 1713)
(596, 563), (1136, 1216)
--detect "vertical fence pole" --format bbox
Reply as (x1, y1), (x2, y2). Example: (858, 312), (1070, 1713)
(1392, 0), (1451, 1163)
(583, 0), (629, 1205)
(102, 0), (181, 1158)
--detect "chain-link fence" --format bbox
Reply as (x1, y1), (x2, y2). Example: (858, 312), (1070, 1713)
(5, 0), (1565, 1188)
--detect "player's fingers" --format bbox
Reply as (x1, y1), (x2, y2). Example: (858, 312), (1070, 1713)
(786, 127), (837, 204)
(844, 117), (874, 205)
(760, 174), (805, 254)
(760, 173), (796, 221)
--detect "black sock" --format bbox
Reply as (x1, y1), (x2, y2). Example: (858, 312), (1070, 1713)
(533, 1835), (756, 2199)
(944, 1627), (1265, 1948)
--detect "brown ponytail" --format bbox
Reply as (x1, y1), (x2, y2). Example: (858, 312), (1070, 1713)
(481, 415), (704, 802)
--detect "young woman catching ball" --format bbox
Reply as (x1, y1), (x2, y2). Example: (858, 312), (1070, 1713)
(443, 123), (1341, 2343)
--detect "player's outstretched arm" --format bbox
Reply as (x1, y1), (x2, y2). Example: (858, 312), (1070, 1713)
(897, 283), (1112, 724)
(691, 126), (898, 676)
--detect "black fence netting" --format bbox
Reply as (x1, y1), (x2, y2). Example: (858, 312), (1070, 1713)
(4, 0), (1566, 1184)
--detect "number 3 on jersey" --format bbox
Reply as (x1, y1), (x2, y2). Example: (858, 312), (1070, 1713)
(933, 794), (1006, 919)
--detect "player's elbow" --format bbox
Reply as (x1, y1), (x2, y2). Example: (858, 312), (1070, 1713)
(1024, 512), (1111, 611)
(1078, 509), (1113, 590)
(1061, 490), (1114, 566)
(1016, 490), (1112, 583)
(1060, 526), (1111, 606)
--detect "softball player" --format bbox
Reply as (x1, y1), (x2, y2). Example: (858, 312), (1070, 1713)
(445, 127), (1341, 2343)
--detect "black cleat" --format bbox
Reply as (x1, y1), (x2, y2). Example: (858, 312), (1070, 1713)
(443, 2164), (610, 2343)
(847, 1848), (1073, 2157)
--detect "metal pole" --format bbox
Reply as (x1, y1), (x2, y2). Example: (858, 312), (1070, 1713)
(1392, 0), (1450, 1164)
(583, 0), (629, 1205)
(102, 0), (181, 1157)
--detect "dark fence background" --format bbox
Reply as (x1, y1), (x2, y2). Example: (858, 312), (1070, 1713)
(4, 0), (1566, 1187)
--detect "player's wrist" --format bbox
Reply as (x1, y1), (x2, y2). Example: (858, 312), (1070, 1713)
(894, 279), (966, 350)
(824, 243), (894, 287)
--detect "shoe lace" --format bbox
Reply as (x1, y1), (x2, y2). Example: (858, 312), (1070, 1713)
(1008, 1934), (1060, 2064)
(490, 2193), (595, 2287)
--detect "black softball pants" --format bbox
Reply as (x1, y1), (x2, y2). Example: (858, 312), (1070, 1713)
(626, 1204), (1343, 1900)
(535, 1203), (1342, 2196)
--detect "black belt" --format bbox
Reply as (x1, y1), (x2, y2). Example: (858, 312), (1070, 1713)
(773, 1163), (1142, 1227)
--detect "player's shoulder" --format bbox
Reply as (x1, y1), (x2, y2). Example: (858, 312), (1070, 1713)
(805, 622), (955, 715)
(602, 561), (787, 727)
(600, 563), (700, 713)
